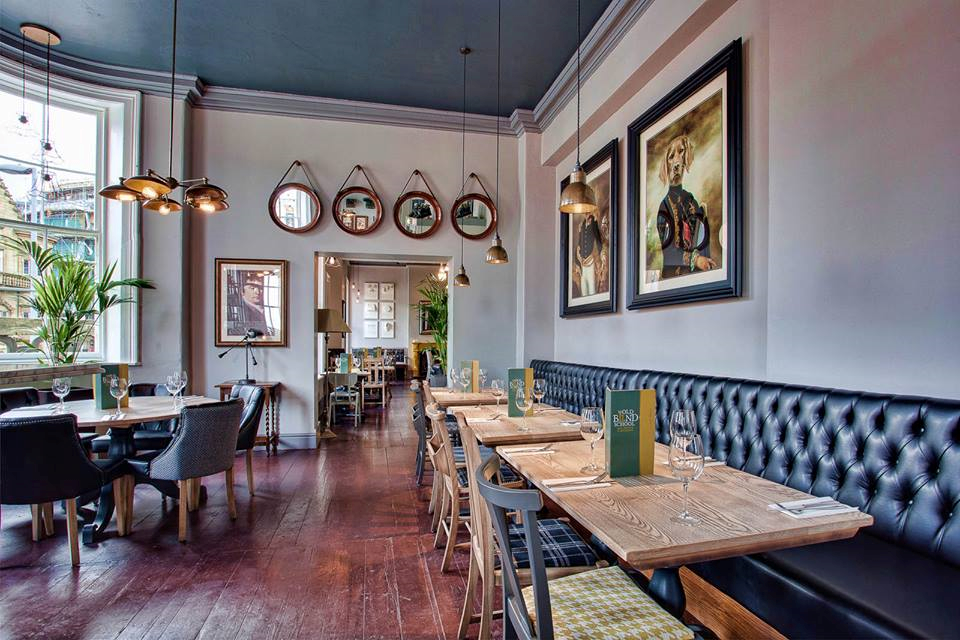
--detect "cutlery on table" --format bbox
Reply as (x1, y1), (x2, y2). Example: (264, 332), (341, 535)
(548, 471), (609, 488)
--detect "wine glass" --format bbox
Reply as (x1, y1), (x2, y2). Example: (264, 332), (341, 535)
(447, 368), (459, 391)
(476, 369), (488, 408)
(579, 407), (605, 473)
(515, 382), (533, 432)
(532, 378), (547, 412)
(490, 379), (505, 407)
(669, 433), (705, 525)
(166, 372), (181, 408)
(178, 370), (188, 406)
(109, 376), (129, 419)
(51, 377), (71, 413)
(460, 367), (471, 396)
(669, 409), (697, 441)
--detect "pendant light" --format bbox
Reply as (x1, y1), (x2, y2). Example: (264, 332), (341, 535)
(453, 45), (471, 288)
(485, 0), (509, 265)
(558, 0), (597, 215)
(19, 23), (62, 201)
(16, 28), (29, 127)
(100, 0), (229, 213)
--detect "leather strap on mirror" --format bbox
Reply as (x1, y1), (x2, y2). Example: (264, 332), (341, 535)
(337, 164), (381, 200)
(456, 171), (493, 201)
(396, 169), (439, 202)
(274, 159), (321, 195)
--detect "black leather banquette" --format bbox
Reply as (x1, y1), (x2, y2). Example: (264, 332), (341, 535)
(531, 359), (960, 640)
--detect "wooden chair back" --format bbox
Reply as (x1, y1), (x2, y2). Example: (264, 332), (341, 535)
(422, 380), (436, 406)
(425, 403), (454, 485)
(456, 415), (495, 576)
(476, 455), (551, 640)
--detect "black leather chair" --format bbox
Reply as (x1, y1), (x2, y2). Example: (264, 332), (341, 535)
(127, 400), (244, 542)
(90, 383), (173, 454)
(229, 385), (266, 496)
(0, 387), (42, 413)
(530, 358), (960, 639)
(0, 414), (128, 565)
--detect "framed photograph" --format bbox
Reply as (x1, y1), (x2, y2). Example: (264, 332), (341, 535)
(363, 302), (379, 319)
(417, 300), (433, 334)
(627, 39), (742, 309)
(363, 320), (379, 338)
(215, 258), (288, 347)
(363, 282), (379, 300)
(560, 139), (619, 317)
(380, 301), (395, 320)
(379, 282), (395, 301)
(380, 320), (395, 339)
(355, 216), (369, 231)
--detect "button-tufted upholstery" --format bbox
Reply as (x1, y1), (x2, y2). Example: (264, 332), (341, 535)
(531, 359), (960, 638)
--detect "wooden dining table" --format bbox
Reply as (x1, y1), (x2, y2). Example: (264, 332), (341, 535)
(447, 404), (584, 446)
(1, 395), (219, 543)
(498, 439), (874, 618)
(431, 388), (502, 409)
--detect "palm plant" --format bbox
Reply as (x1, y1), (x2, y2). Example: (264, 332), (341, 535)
(2, 237), (155, 365)
(417, 274), (448, 371)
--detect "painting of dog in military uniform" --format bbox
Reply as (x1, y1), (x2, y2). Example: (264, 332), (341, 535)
(560, 140), (619, 317)
(627, 39), (742, 309)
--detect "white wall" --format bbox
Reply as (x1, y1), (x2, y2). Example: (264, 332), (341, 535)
(189, 110), (520, 446)
(347, 264), (408, 350)
(537, 0), (960, 399)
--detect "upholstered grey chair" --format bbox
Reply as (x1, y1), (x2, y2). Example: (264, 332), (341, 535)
(127, 399), (243, 542)
(228, 384), (266, 496)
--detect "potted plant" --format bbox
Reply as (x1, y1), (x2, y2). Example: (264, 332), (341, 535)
(3, 237), (154, 365)
(417, 274), (448, 386)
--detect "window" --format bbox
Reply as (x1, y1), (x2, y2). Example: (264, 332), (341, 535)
(0, 66), (141, 363)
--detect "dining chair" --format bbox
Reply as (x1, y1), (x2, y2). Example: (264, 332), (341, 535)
(456, 417), (604, 640)
(474, 456), (697, 640)
(328, 372), (362, 429)
(412, 381), (433, 486)
(229, 384), (266, 496)
(0, 414), (130, 565)
(425, 402), (471, 571)
(364, 362), (390, 408)
(126, 399), (243, 542)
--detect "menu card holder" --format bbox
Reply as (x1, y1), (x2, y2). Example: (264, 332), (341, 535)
(507, 368), (533, 417)
(94, 363), (130, 411)
(460, 360), (480, 392)
(604, 388), (656, 477)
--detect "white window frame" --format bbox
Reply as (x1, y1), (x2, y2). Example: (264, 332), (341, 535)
(0, 58), (142, 364)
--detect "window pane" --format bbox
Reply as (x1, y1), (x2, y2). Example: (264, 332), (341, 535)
(0, 229), (40, 356)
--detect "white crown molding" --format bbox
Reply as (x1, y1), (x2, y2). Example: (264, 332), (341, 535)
(510, 109), (541, 135)
(533, 0), (657, 130)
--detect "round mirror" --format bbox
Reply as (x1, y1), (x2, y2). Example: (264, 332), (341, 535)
(394, 191), (442, 238)
(268, 182), (321, 233)
(333, 187), (383, 235)
(451, 193), (496, 239)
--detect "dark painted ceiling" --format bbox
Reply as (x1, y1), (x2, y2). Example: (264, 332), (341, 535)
(0, 0), (612, 116)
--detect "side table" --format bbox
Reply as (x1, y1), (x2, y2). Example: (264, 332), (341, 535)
(216, 381), (282, 455)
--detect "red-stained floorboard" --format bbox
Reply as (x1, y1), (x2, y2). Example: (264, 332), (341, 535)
(0, 388), (483, 639)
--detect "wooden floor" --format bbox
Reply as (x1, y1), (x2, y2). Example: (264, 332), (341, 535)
(0, 388), (477, 639)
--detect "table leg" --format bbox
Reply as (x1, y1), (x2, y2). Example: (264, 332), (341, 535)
(82, 427), (135, 545)
(648, 567), (686, 619)
(263, 393), (273, 456)
(270, 390), (280, 455)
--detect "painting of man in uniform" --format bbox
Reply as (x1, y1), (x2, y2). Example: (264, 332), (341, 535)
(569, 159), (611, 305)
(642, 84), (724, 287)
(228, 270), (275, 337)
(216, 258), (287, 347)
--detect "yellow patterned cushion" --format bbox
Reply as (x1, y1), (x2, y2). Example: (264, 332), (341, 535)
(521, 566), (693, 640)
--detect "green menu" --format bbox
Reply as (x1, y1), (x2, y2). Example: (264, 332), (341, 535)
(604, 388), (656, 477)
(507, 368), (533, 417)
(93, 363), (129, 411)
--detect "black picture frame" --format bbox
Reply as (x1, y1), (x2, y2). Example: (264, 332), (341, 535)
(559, 139), (619, 318)
(626, 38), (743, 310)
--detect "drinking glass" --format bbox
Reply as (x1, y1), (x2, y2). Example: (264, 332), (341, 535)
(515, 383), (534, 432)
(533, 378), (547, 411)
(178, 370), (188, 406)
(579, 407), (605, 473)
(447, 368), (459, 391)
(669, 409), (697, 441)
(51, 377), (71, 413)
(490, 379), (505, 407)
(476, 369), (488, 408)
(166, 372), (181, 408)
(109, 376), (129, 419)
(669, 433), (705, 525)
(460, 367), (471, 396)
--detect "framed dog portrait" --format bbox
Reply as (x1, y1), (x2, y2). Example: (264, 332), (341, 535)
(215, 258), (288, 347)
(627, 39), (742, 309)
(560, 139), (618, 317)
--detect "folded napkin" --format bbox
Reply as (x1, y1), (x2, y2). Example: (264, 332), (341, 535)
(542, 476), (612, 492)
(469, 418), (503, 424)
(550, 482), (612, 493)
(508, 450), (556, 457)
(703, 457), (726, 468)
(768, 496), (859, 519)
(500, 446), (551, 454)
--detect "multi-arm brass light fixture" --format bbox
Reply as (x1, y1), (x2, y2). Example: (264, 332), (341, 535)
(485, 0), (509, 265)
(99, 0), (228, 214)
(558, 0), (597, 215)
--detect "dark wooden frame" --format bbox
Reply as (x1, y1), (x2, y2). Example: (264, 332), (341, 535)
(560, 138), (619, 318)
(268, 182), (322, 233)
(393, 191), (443, 238)
(332, 186), (383, 235)
(626, 38), (742, 310)
(215, 258), (289, 347)
(450, 193), (496, 240)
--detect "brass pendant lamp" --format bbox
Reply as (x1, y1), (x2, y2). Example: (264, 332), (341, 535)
(453, 46), (471, 288)
(558, 0), (597, 215)
(99, 0), (228, 214)
(485, 0), (509, 265)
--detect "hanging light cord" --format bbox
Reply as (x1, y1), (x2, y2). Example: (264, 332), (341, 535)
(494, 0), (501, 241)
(576, 0), (582, 165)
(460, 36), (467, 264)
(168, 0), (178, 178)
(20, 31), (27, 118)
(43, 35), (51, 146)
